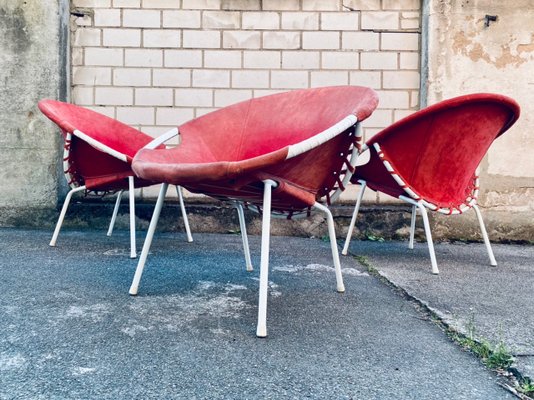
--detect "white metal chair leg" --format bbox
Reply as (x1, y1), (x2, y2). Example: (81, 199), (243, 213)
(408, 205), (417, 249)
(256, 180), (277, 338)
(314, 202), (345, 293)
(473, 204), (497, 266)
(128, 176), (137, 259)
(175, 185), (193, 243)
(107, 190), (124, 237)
(342, 180), (367, 256)
(129, 183), (169, 295)
(49, 185), (86, 247)
(235, 202), (253, 272)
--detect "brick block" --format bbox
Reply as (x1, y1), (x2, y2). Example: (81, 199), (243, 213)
(281, 12), (319, 30)
(135, 88), (173, 106)
(383, 71), (420, 89)
(113, 0), (140, 7)
(253, 89), (286, 98)
(86, 106), (115, 118)
(364, 109), (392, 127)
(95, 87), (133, 105)
(374, 90), (409, 108)
(410, 91), (419, 107)
(156, 107), (195, 125)
(72, 48), (83, 66)
(349, 71), (380, 88)
(401, 18), (419, 30)
(321, 12), (359, 31)
(360, 52), (397, 70)
(165, 50), (203, 68)
(195, 108), (217, 117)
(113, 68), (151, 86)
(192, 70), (230, 88)
(85, 48), (123, 66)
(72, 67), (112, 85)
(175, 88), (213, 107)
(214, 89), (253, 107)
(242, 12), (280, 30)
(381, 32), (419, 50)
(243, 51), (281, 69)
(73, 0), (110, 6)
(182, 0), (221, 9)
(153, 69), (191, 87)
(310, 71), (348, 87)
(222, 0), (261, 10)
(143, 29), (181, 48)
(205, 50), (242, 68)
(394, 109), (415, 122)
(271, 71), (308, 89)
(73, 28), (101, 47)
(162, 10), (201, 28)
(74, 15), (93, 27)
(400, 52), (419, 69)
(282, 51), (319, 69)
(123, 10), (161, 28)
(321, 51), (358, 70)
(72, 86), (94, 105)
(302, 32), (339, 49)
(202, 11), (240, 29)
(361, 11), (399, 30)
(103, 28), (141, 47)
(183, 31), (221, 49)
(125, 49), (163, 67)
(341, 0), (380, 10)
(94, 9), (120, 27)
(382, 0), (420, 10)
(223, 31), (261, 49)
(116, 107), (155, 125)
(262, 0), (299, 10)
(263, 32), (300, 49)
(142, 0), (179, 8)
(232, 70), (269, 88)
(342, 31), (379, 50)
(302, 0), (340, 11)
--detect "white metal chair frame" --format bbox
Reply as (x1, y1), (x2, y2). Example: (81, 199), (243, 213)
(342, 142), (497, 274)
(50, 128), (193, 258)
(129, 115), (363, 337)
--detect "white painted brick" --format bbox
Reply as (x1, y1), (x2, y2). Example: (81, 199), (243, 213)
(242, 12), (279, 30)
(253, 89), (287, 98)
(360, 52), (397, 70)
(341, 0), (380, 10)
(311, 71), (348, 87)
(382, 0), (420, 10)
(73, 28), (101, 47)
(321, 12), (359, 31)
(94, 9), (120, 27)
(402, 12), (419, 18)
(72, 67), (112, 85)
(401, 18), (419, 30)
(72, 48), (84, 66)
(74, 0), (110, 6)
(374, 90), (409, 108)
(383, 71), (420, 89)
(85, 48), (123, 66)
(410, 91), (419, 107)
(202, 11), (240, 29)
(125, 49), (163, 66)
(222, 0), (261, 10)
(281, 12), (319, 30)
(195, 108), (217, 117)
(342, 32), (379, 50)
(183, 31), (221, 49)
(113, 0), (140, 7)
(74, 15), (92, 27)
(175, 88), (213, 107)
(263, 32), (300, 49)
(135, 88), (173, 106)
(86, 106), (115, 118)
(143, 30), (181, 48)
(394, 109), (415, 122)
(153, 69), (191, 87)
(364, 109), (392, 127)
(381, 32), (419, 50)
(271, 71), (308, 89)
(205, 50), (242, 68)
(302, 32), (339, 50)
(192, 70), (230, 88)
(116, 107), (155, 125)
(156, 107), (195, 125)
(103, 29), (141, 47)
(243, 51), (281, 69)
(72, 87), (94, 105)
(262, 0), (299, 10)
(223, 31), (261, 49)
(321, 51), (358, 69)
(302, 0), (340, 11)
(232, 70), (269, 88)
(123, 10), (161, 28)
(165, 50), (202, 68)
(95, 87), (133, 105)
(214, 89), (253, 107)
(182, 0), (221, 9)
(282, 51), (319, 69)
(142, 0), (178, 8)
(113, 68), (151, 86)
(349, 71), (380, 88)
(361, 12), (399, 30)
(162, 10), (201, 28)
(400, 52), (419, 69)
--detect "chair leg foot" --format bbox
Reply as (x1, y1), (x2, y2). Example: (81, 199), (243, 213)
(49, 186), (86, 247)
(342, 181), (366, 256)
(473, 204), (497, 266)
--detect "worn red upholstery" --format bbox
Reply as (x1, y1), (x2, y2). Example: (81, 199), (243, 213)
(352, 93), (520, 211)
(133, 86), (379, 213)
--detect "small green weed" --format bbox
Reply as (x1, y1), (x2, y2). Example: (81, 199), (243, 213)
(365, 233), (385, 242)
(519, 377), (534, 395)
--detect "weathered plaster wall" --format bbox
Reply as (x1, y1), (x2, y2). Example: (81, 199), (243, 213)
(424, 0), (534, 240)
(0, 0), (66, 221)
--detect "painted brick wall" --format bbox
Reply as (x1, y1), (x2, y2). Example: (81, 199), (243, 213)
(70, 0), (421, 201)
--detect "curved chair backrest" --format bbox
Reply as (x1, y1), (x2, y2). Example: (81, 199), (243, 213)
(364, 93), (520, 210)
(39, 100), (157, 190)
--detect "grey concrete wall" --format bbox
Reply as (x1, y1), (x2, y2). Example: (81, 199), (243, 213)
(0, 0), (67, 225)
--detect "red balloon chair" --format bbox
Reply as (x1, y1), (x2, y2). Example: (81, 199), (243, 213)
(128, 86), (379, 337)
(38, 100), (193, 258)
(342, 93), (520, 274)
